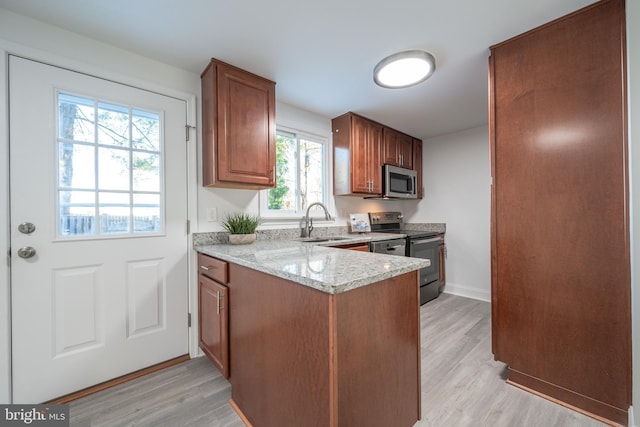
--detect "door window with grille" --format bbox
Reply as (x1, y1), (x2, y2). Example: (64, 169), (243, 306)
(57, 92), (163, 238)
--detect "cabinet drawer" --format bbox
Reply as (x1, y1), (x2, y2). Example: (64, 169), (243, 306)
(198, 254), (228, 284)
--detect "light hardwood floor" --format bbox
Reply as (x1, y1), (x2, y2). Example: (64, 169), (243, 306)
(69, 293), (608, 426)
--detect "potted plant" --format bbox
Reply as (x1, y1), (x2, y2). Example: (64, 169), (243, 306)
(221, 213), (260, 245)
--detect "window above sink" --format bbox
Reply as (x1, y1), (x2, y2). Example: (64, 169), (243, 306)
(259, 126), (331, 220)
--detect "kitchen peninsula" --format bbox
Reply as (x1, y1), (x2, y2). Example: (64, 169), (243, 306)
(196, 238), (430, 427)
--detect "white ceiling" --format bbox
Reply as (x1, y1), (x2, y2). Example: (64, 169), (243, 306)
(0, 0), (595, 139)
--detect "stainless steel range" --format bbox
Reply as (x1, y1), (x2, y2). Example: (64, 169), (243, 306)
(369, 211), (442, 305)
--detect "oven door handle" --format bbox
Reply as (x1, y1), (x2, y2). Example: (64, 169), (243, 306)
(385, 245), (405, 250)
(411, 237), (441, 245)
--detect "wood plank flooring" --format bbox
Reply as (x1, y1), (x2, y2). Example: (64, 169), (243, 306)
(69, 293), (608, 426)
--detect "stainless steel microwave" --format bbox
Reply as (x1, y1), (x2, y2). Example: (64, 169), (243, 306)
(382, 164), (417, 199)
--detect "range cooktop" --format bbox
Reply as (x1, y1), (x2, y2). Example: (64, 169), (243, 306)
(368, 211), (439, 239)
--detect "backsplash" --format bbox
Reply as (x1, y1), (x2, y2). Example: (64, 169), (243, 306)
(404, 223), (446, 233)
(192, 223), (445, 247)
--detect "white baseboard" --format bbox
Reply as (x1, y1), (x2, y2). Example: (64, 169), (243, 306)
(629, 405), (635, 427)
(442, 282), (491, 303)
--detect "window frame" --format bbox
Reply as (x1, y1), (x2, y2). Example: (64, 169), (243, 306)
(259, 126), (332, 221)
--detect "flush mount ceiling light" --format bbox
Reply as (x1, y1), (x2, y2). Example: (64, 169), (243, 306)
(373, 50), (436, 89)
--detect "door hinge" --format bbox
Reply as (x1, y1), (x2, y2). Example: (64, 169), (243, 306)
(186, 220), (191, 234)
(188, 313), (192, 327)
(185, 124), (196, 142)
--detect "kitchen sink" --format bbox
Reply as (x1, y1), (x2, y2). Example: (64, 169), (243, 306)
(299, 236), (353, 243)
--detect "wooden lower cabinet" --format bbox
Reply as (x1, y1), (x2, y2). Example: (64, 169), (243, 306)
(332, 242), (370, 252)
(227, 263), (420, 427)
(437, 234), (445, 290)
(198, 254), (229, 378)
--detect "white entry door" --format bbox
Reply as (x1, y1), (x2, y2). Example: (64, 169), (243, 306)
(9, 56), (189, 403)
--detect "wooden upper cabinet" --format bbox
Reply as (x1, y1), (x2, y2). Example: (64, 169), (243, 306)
(412, 138), (423, 199)
(333, 112), (383, 195)
(201, 58), (276, 188)
(383, 127), (413, 169)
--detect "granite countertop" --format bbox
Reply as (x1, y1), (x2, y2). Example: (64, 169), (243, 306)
(196, 233), (430, 294)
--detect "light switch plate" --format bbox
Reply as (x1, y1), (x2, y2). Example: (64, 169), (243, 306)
(206, 208), (217, 222)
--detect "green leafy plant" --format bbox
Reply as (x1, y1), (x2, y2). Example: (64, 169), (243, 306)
(221, 213), (260, 234)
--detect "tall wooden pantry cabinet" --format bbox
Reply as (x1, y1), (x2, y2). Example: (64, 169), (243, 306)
(490, 0), (630, 425)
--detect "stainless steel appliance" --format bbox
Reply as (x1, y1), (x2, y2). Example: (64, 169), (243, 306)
(370, 238), (406, 256)
(381, 164), (417, 199)
(369, 211), (441, 305)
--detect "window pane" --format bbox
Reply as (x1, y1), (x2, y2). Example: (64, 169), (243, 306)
(132, 152), (160, 192)
(56, 94), (164, 238)
(98, 147), (130, 190)
(59, 190), (95, 236)
(133, 194), (160, 232)
(58, 93), (95, 143)
(99, 192), (130, 234)
(98, 102), (130, 147)
(268, 133), (296, 211)
(132, 109), (160, 151)
(58, 143), (95, 189)
(299, 138), (324, 210)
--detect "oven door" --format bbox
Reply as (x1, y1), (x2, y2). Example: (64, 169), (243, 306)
(408, 236), (441, 284)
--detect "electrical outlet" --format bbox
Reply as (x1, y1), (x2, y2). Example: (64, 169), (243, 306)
(206, 208), (217, 222)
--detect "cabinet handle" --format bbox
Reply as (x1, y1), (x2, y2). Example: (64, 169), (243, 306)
(216, 291), (225, 314)
(200, 265), (209, 271)
(201, 264), (217, 271)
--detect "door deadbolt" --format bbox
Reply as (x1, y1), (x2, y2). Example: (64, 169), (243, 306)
(17, 247), (37, 259)
(18, 222), (36, 234)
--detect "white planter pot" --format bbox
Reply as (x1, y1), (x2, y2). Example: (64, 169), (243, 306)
(228, 233), (256, 245)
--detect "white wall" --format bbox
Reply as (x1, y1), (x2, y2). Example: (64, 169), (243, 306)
(194, 101), (410, 232)
(0, 9), (393, 403)
(195, 102), (338, 232)
(0, 9), (204, 404)
(407, 126), (491, 302)
(628, 0), (639, 424)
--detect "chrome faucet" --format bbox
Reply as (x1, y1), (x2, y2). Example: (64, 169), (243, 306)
(301, 202), (332, 237)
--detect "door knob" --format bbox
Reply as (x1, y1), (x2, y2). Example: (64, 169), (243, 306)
(18, 222), (36, 234)
(17, 247), (36, 259)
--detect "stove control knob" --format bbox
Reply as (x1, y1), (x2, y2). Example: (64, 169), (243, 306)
(397, 214), (404, 221)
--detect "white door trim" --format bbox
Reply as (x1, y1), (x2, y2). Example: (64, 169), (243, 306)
(0, 49), (11, 405)
(0, 42), (200, 403)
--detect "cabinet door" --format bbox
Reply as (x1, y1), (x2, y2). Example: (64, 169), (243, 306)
(215, 62), (276, 187)
(383, 128), (413, 168)
(412, 139), (423, 199)
(490, 0), (629, 423)
(351, 115), (383, 194)
(199, 274), (229, 378)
